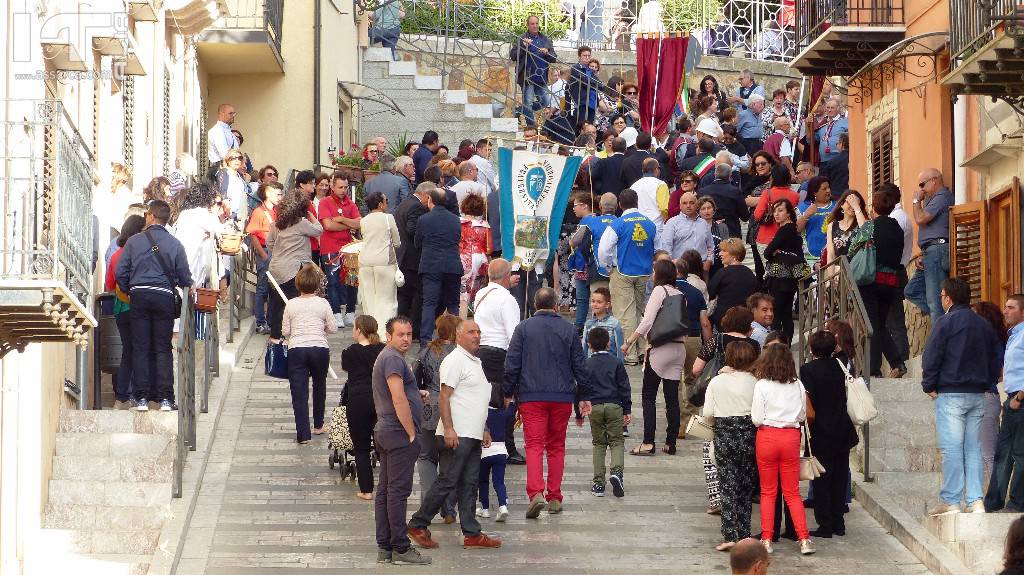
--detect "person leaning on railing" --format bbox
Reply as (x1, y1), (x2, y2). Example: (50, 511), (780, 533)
(510, 15), (557, 127)
(369, 0), (404, 61)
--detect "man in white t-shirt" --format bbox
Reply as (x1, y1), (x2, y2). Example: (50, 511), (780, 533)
(450, 161), (486, 209)
(407, 320), (502, 550)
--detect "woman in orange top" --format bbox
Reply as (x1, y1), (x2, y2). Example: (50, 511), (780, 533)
(752, 164), (799, 282)
(246, 181), (283, 333)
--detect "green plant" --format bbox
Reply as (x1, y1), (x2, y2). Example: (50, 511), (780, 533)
(659, 0), (721, 31)
(386, 132), (411, 158)
(332, 145), (365, 168)
(401, 0), (570, 42)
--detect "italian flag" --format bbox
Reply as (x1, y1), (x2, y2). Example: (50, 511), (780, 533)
(694, 155), (715, 178)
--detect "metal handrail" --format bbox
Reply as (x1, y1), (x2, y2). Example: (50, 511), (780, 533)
(793, 0), (905, 54)
(948, 0), (1014, 73)
(796, 256), (874, 479)
(173, 288), (197, 499)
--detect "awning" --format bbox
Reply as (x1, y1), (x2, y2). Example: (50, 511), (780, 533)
(338, 80), (404, 116)
(849, 31), (948, 81)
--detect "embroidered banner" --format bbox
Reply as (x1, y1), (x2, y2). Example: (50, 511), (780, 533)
(498, 147), (583, 271)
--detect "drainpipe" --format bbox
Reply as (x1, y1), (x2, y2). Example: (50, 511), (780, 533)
(953, 97), (967, 204)
(314, 0), (322, 166)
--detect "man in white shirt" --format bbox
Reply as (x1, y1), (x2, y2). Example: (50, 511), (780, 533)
(548, 68), (568, 110)
(470, 139), (497, 195)
(657, 191), (713, 268)
(746, 293), (775, 346)
(473, 259), (525, 463)
(886, 185), (914, 374)
(207, 104), (238, 168)
(631, 157), (670, 227)
(407, 320), (502, 550)
(451, 161), (486, 208)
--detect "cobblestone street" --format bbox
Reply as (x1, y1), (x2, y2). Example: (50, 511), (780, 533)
(177, 328), (931, 574)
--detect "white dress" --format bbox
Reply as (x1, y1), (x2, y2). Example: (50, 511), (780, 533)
(173, 207), (221, 286)
(357, 211), (401, 338)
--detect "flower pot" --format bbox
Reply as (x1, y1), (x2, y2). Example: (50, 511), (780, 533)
(362, 170), (380, 184)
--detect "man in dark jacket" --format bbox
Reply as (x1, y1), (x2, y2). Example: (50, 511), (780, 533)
(503, 287), (592, 518)
(922, 277), (1003, 516)
(589, 137), (626, 196)
(819, 132), (850, 198)
(115, 200), (192, 411)
(423, 165), (459, 215)
(415, 187), (463, 342)
(510, 15), (556, 127)
(619, 131), (655, 191)
(363, 153), (410, 213)
(413, 130), (439, 183)
(395, 182), (431, 339)
(702, 163), (749, 238)
(678, 138), (717, 181)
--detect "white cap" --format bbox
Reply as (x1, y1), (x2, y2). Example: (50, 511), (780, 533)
(696, 118), (723, 139)
(620, 127), (638, 148)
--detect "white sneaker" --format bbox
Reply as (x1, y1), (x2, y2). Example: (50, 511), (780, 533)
(968, 500), (986, 513)
(334, 313), (345, 327)
(476, 506), (490, 518)
(927, 502), (962, 516)
(495, 505), (508, 522)
(344, 312), (356, 327)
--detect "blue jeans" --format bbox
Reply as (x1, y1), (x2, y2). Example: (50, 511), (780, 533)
(369, 25), (400, 59)
(574, 278), (590, 331)
(321, 253), (356, 315)
(904, 242), (949, 323)
(420, 271), (461, 342)
(254, 251), (270, 324)
(518, 82), (546, 126)
(935, 393), (986, 506)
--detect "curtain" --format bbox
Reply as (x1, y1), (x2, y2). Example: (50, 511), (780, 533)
(636, 35), (688, 136)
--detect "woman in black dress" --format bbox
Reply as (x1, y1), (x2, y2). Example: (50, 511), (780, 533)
(763, 199), (806, 344)
(340, 315), (386, 499)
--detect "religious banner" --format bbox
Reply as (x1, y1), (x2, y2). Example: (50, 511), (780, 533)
(636, 33), (688, 136)
(497, 147), (583, 271)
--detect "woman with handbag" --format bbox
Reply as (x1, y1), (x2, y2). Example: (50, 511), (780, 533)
(751, 343), (815, 556)
(340, 315), (386, 499)
(267, 189), (324, 341)
(357, 192), (402, 339)
(762, 199), (806, 345)
(703, 340), (760, 551)
(749, 161), (796, 283)
(622, 259), (687, 456)
(800, 331), (859, 538)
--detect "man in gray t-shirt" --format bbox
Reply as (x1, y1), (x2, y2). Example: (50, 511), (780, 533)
(372, 317), (431, 565)
(905, 168), (953, 323)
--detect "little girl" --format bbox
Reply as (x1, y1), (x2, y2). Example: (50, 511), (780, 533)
(282, 263), (337, 444)
(476, 384), (516, 522)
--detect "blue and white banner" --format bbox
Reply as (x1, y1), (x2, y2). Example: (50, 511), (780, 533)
(498, 147), (583, 271)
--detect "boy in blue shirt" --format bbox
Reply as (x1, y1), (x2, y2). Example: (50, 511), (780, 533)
(584, 327), (632, 498)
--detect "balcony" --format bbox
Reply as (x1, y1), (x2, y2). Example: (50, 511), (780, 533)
(0, 100), (97, 358)
(943, 0), (1024, 102)
(196, 0), (284, 75)
(790, 0), (906, 76)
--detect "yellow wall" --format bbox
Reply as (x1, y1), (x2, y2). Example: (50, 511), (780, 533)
(204, 0), (360, 173)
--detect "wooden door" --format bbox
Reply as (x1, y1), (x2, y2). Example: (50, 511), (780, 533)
(950, 201), (987, 304)
(986, 178), (1022, 304)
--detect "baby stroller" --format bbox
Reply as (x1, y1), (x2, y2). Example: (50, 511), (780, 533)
(326, 385), (377, 479)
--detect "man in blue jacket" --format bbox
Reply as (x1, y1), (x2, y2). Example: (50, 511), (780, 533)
(510, 15), (556, 127)
(922, 277), (1003, 516)
(415, 187), (462, 342)
(115, 200), (193, 411)
(503, 287), (592, 519)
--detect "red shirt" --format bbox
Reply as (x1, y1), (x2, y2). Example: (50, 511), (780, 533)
(753, 186), (799, 245)
(317, 193), (360, 254)
(105, 248), (123, 291)
(245, 204), (277, 247)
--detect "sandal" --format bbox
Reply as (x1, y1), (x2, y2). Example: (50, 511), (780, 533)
(630, 444), (656, 456)
(716, 541), (736, 552)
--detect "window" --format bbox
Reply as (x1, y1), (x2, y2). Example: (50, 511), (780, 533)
(869, 120), (893, 195)
(950, 201), (987, 305)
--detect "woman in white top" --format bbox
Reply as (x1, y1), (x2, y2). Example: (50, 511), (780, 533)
(172, 183), (222, 288)
(751, 343), (815, 556)
(357, 192), (402, 339)
(702, 340), (759, 552)
(282, 263), (338, 443)
(216, 148), (248, 223)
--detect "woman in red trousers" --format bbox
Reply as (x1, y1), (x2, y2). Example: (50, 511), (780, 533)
(751, 343), (816, 556)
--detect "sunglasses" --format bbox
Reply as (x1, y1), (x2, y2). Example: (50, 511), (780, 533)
(918, 177), (935, 187)
(624, 91), (637, 95)
(266, 172), (278, 177)
(754, 161), (769, 167)
(228, 156), (243, 161)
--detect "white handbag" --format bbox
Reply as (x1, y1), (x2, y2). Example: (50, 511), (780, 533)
(388, 221), (406, 288)
(837, 358), (878, 425)
(685, 414), (716, 441)
(799, 423), (826, 481)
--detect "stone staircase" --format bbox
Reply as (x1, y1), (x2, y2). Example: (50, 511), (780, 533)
(359, 46), (519, 145)
(22, 410), (178, 575)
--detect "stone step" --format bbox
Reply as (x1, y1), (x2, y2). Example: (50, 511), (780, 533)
(870, 471), (942, 518)
(43, 503), (169, 530)
(48, 479), (171, 507)
(465, 103), (493, 118)
(924, 513), (1017, 575)
(364, 46), (393, 62)
(388, 60), (417, 76)
(23, 552), (150, 575)
(29, 527), (162, 555)
(58, 410), (177, 436)
(413, 74), (442, 90)
(870, 377), (931, 402)
(50, 454), (174, 482)
(55, 431), (174, 457)
(440, 89), (468, 104)
(491, 117), (519, 133)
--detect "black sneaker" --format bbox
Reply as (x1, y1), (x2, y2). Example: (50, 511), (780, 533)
(376, 549), (392, 563)
(622, 425), (630, 437)
(393, 547), (431, 565)
(609, 474), (625, 498)
(133, 398), (149, 411)
(592, 481), (605, 497)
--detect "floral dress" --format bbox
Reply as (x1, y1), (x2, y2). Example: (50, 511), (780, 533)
(459, 216), (492, 307)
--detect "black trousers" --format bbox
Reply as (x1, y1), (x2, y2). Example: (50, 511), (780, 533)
(409, 436), (483, 536)
(287, 347), (329, 442)
(268, 278), (299, 340)
(768, 279), (797, 345)
(375, 429), (419, 552)
(114, 311), (134, 402)
(509, 269), (541, 319)
(985, 398), (1024, 512)
(346, 392), (377, 494)
(478, 345), (518, 452)
(641, 359), (680, 447)
(811, 448), (851, 535)
(858, 283), (904, 376)
(396, 265), (422, 339)
(130, 289), (177, 402)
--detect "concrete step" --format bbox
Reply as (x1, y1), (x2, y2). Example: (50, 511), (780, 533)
(364, 46), (393, 62)
(924, 512), (1018, 575)
(23, 551), (150, 575)
(413, 74), (442, 90)
(29, 527), (162, 555)
(42, 503), (170, 530)
(50, 454), (174, 482)
(48, 479), (171, 507)
(465, 103), (493, 118)
(55, 431), (174, 456)
(871, 471), (942, 518)
(440, 89), (468, 104)
(870, 377), (930, 402)
(388, 60), (417, 76)
(58, 410), (177, 436)
(491, 117), (519, 133)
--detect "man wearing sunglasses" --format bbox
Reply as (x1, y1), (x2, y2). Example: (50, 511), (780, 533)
(904, 167), (953, 324)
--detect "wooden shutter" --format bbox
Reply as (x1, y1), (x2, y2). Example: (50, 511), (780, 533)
(986, 177), (1021, 303)
(870, 121), (894, 195)
(950, 201), (988, 304)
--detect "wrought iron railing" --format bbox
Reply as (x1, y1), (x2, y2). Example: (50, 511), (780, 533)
(0, 100), (95, 303)
(173, 289), (197, 499)
(217, 0), (284, 54)
(796, 256), (874, 479)
(794, 0), (904, 55)
(948, 0), (1015, 74)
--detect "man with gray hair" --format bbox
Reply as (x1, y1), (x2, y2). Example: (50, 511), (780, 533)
(736, 93), (766, 154)
(729, 70), (765, 107)
(364, 152), (411, 214)
(763, 115), (793, 172)
(794, 161), (818, 204)
(815, 96), (848, 163)
(395, 181), (434, 340)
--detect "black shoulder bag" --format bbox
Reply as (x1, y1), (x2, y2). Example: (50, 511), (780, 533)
(143, 230), (183, 319)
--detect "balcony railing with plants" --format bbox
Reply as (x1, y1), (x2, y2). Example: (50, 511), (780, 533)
(948, 0), (1015, 74)
(794, 0), (904, 54)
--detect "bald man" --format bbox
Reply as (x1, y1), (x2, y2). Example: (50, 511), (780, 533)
(207, 103), (238, 166)
(905, 168), (953, 323)
(730, 538), (770, 574)
(408, 319), (502, 550)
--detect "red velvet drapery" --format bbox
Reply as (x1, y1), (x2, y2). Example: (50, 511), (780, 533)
(636, 35), (688, 136)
